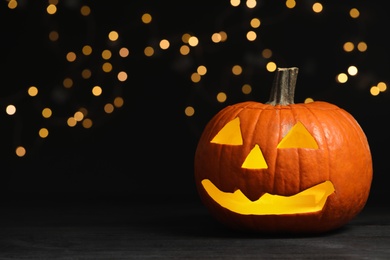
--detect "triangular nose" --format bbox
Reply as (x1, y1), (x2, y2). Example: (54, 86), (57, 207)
(241, 144), (268, 169)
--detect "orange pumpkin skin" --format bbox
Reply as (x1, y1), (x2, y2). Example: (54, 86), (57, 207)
(194, 69), (373, 234)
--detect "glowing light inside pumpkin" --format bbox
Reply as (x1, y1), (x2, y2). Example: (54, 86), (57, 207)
(277, 121), (319, 149)
(210, 117), (243, 145)
(202, 179), (335, 215)
(242, 144), (268, 169)
(210, 118), (318, 169)
(203, 117), (333, 214)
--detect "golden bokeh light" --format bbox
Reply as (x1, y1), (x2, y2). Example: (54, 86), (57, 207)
(250, 18), (261, 28)
(119, 47), (129, 57)
(82, 69), (92, 79)
(246, 0), (257, 9)
(188, 36), (199, 47)
(80, 5), (91, 16)
(197, 65), (207, 75)
(7, 0), (17, 9)
(336, 73), (348, 83)
(230, 0), (240, 7)
(191, 72), (201, 83)
(92, 86), (103, 96)
(82, 45), (93, 55)
(262, 49), (272, 59)
(350, 8), (360, 18)
(46, 4), (57, 15)
(28, 86), (38, 97)
(348, 66), (358, 76)
(180, 45), (190, 55)
(242, 84), (252, 94)
(185, 106), (195, 117)
(343, 42), (354, 52)
(144, 46), (154, 57)
(160, 39), (170, 50)
(232, 65), (243, 75)
(304, 98), (315, 103)
(15, 146), (26, 157)
(82, 118), (93, 129)
(104, 103), (115, 114)
(114, 97), (124, 108)
(39, 128), (49, 138)
(117, 71), (128, 82)
(181, 33), (191, 43)
(211, 33), (222, 43)
(142, 13), (152, 24)
(66, 52), (77, 62)
(108, 31), (119, 41)
(216, 92), (227, 103)
(67, 117), (77, 127)
(102, 50), (112, 60)
(286, 0), (296, 9)
(370, 86), (380, 96)
(266, 62), (277, 72)
(42, 108), (52, 118)
(377, 82), (387, 92)
(6, 105), (16, 115)
(357, 42), (368, 52)
(74, 111), (84, 121)
(102, 62), (113, 72)
(246, 31), (257, 41)
(49, 31), (59, 42)
(312, 3), (323, 13)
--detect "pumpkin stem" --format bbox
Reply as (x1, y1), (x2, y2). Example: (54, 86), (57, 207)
(267, 67), (299, 105)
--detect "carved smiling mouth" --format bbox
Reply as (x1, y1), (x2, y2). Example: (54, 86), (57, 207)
(202, 179), (335, 215)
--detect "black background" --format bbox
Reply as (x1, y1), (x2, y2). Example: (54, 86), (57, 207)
(1, 0), (389, 208)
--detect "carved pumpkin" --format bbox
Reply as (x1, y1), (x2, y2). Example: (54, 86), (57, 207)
(194, 67), (373, 234)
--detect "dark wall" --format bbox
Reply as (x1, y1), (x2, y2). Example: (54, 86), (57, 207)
(1, 1), (389, 208)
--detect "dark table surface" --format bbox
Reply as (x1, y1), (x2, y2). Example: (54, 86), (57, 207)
(0, 196), (389, 259)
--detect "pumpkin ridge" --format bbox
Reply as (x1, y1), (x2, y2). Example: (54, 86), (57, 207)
(217, 106), (246, 189)
(324, 107), (373, 190)
(243, 105), (264, 198)
(301, 104), (332, 185)
(337, 108), (371, 150)
(212, 106), (233, 189)
(256, 105), (279, 196)
(290, 106), (302, 193)
(322, 107), (354, 185)
(272, 105), (282, 194)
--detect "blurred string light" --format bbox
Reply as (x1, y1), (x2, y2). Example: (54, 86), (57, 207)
(135, 0), (388, 131)
(3, 0), (389, 157)
(3, 0), (128, 157)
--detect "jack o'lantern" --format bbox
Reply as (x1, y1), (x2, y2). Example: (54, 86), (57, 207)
(194, 67), (373, 234)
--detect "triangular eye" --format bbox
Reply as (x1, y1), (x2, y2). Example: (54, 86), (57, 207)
(211, 117), (243, 145)
(277, 121), (318, 149)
